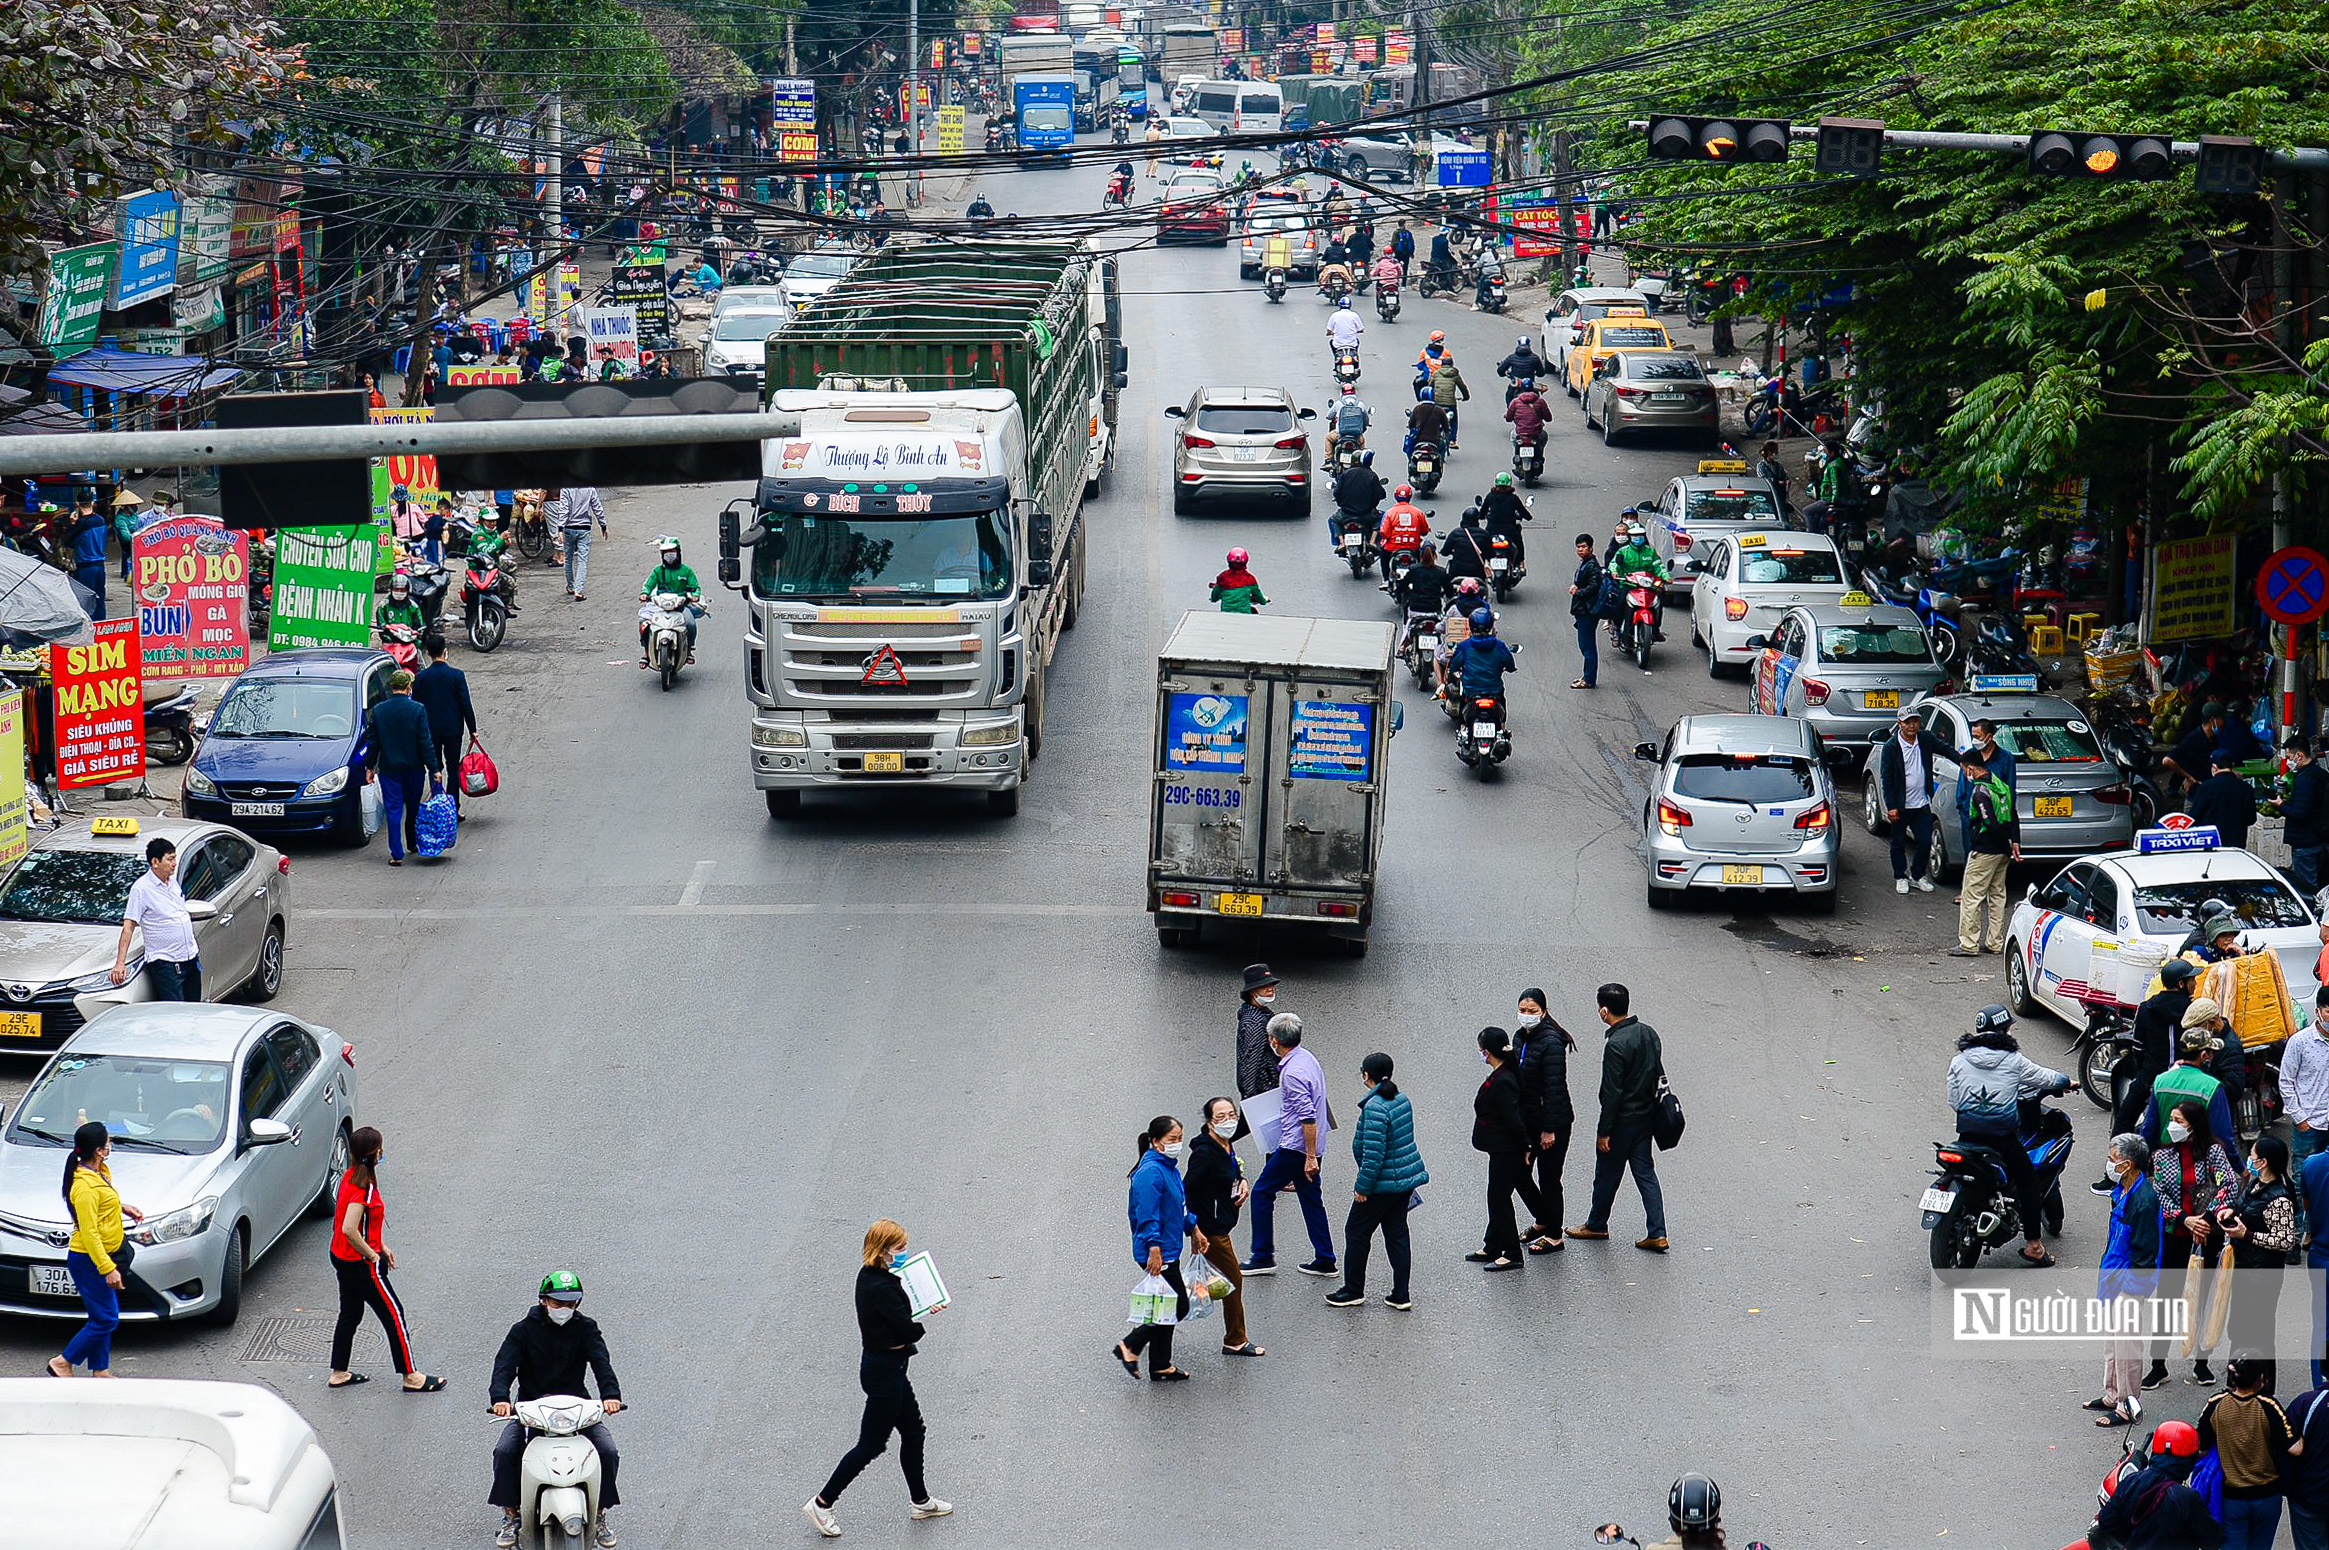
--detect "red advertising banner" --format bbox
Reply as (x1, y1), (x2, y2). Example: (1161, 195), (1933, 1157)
(1221, 26), (1242, 50)
(1385, 29), (1411, 64)
(1315, 20), (1335, 43)
(1354, 36), (1378, 64)
(51, 619), (145, 789)
(131, 517), (250, 681)
(446, 364), (523, 386)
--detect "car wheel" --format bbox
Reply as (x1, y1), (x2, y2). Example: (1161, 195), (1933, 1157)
(207, 1224), (247, 1327)
(1803, 887), (1838, 916)
(1646, 877), (1674, 911)
(1706, 640), (1726, 678)
(1344, 153), (1370, 180)
(2005, 944), (2036, 1015)
(311, 1122), (351, 1218)
(1602, 412), (1619, 447)
(1863, 776), (1888, 835)
(240, 920), (285, 1003)
(1172, 484), (1193, 516)
(1927, 820), (1957, 884)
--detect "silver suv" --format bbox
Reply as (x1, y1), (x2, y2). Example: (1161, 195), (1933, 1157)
(1165, 386), (1317, 516)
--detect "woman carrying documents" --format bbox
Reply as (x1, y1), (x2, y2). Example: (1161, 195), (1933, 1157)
(803, 1220), (953, 1539)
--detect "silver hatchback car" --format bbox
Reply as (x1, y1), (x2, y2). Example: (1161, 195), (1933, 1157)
(1637, 714), (1846, 912)
(0, 1004), (355, 1326)
(1166, 386), (1316, 516)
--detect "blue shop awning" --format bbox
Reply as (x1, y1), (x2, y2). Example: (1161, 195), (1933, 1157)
(46, 346), (244, 398)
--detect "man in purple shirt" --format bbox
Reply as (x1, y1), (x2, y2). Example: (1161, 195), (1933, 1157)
(1244, 1013), (1337, 1277)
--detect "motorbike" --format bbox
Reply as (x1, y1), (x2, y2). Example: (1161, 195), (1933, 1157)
(1264, 266), (1288, 302)
(2090, 701), (2165, 829)
(1319, 267), (1352, 304)
(1597, 1525), (1772, 1550)
(1489, 534), (1524, 602)
(1335, 518), (1378, 580)
(385, 545), (452, 630)
(1375, 286), (1401, 322)
(379, 620), (423, 673)
(1512, 435), (1544, 487)
(499, 1396), (612, 1549)
(640, 591), (705, 690)
(1326, 440), (1366, 475)
(1333, 344), (1361, 386)
(1104, 172), (1132, 209)
(1407, 441), (1444, 495)
(1382, 544), (1419, 592)
(245, 535), (276, 635)
(2074, 1002), (2138, 1112)
(1923, 1096), (2074, 1269)
(1477, 266), (1509, 314)
(1400, 613), (1440, 689)
(1112, 117), (1130, 145)
(1455, 691), (1511, 775)
(1417, 260), (1455, 300)
(459, 538), (511, 653)
(1620, 570), (1663, 671)
(142, 685), (200, 766)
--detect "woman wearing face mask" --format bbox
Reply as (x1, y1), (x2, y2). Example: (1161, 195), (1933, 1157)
(1469, 1028), (1545, 1274)
(804, 1219), (952, 1537)
(2224, 1134), (2300, 1389)
(1114, 1116), (1192, 1381)
(2148, 1096), (2241, 1389)
(1185, 1096), (1262, 1356)
(327, 1126), (446, 1391)
(1234, 965), (1283, 1136)
(46, 1120), (144, 1378)
(1512, 987), (1575, 1253)
(1327, 1052), (1428, 1309)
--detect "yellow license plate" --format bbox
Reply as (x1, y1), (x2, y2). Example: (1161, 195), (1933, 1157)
(863, 751), (904, 774)
(1216, 893), (1265, 917)
(2035, 796), (2073, 818)
(1721, 864), (1766, 886)
(0, 1010), (41, 1039)
(1862, 690), (1899, 710)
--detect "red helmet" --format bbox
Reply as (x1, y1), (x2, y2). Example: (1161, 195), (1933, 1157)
(1226, 547), (1249, 566)
(1429, 330), (1446, 344)
(1393, 484), (1414, 502)
(2151, 1420), (2201, 1458)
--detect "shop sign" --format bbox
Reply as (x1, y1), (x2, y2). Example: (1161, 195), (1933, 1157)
(2148, 533), (2237, 644)
(50, 620), (145, 790)
(111, 190), (181, 307)
(37, 243), (118, 358)
(130, 517), (249, 681)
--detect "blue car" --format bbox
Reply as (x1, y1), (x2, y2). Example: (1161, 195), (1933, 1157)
(182, 649), (395, 843)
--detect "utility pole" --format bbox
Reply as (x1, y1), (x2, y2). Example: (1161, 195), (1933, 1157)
(545, 90), (564, 244)
(785, 18), (798, 75)
(1552, 126), (1574, 285)
(908, 0), (923, 208)
(1410, 5), (1430, 189)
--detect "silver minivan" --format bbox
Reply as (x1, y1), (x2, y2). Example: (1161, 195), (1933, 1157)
(1637, 714), (1846, 912)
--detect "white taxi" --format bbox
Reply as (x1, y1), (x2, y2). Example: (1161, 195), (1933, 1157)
(1690, 533), (1858, 678)
(2004, 821), (2321, 1030)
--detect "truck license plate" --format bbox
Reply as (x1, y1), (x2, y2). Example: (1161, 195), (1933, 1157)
(28, 1264), (75, 1297)
(1919, 1186), (1957, 1215)
(1861, 690), (1898, 710)
(231, 802), (286, 818)
(1721, 864), (1766, 886)
(0, 1011), (39, 1039)
(1215, 893), (1265, 917)
(863, 751), (904, 774)
(2035, 796), (2073, 818)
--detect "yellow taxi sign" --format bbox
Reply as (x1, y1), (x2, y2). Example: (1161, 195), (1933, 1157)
(89, 816), (140, 837)
(1839, 590), (1877, 608)
(1737, 533), (1768, 547)
(1604, 303), (1650, 317)
(1698, 458), (1750, 475)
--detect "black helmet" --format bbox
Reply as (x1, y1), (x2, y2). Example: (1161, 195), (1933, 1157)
(1669, 1474), (1721, 1530)
(1973, 1003), (2014, 1037)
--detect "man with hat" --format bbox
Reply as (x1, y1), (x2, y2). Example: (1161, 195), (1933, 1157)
(1234, 964), (1282, 1110)
(1947, 745), (2020, 957)
(2143, 1001), (2237, 1147)
(1873, 705), (1955, 895)
(62, 488), (109, 619)
(2164, 700), (2264, 794)
(2186, 747), (2259, 850)
(2280, 733), (2329, 897)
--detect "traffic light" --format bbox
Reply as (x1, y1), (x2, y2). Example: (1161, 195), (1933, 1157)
(2026, 130), (2171, 180)
(2194, 135), (2262, 196)
(432, 378), (767, 490)
(1645, 116), (1790, 164)
(1813, 117), (1884, 178)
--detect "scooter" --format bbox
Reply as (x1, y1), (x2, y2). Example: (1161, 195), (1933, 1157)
(1400, 613), (1440, 689)
(143, 685), (200, 766)
(1922, 1095), (2074, 1269)
(1620, 570), (1663, 671)
(1375, 285), (1401, 322)
(1112, 117), (1130, 145)
(1455, 690), (1511, 775)
(1512, 435), (1544, 486)
(1407, 440), (1444, 495)
(460, 542), (511, 653)
(1477, 266), (1508, 314)
(379, 620), (422, 673)
(1264, 266), (1288, 302)
(1104, 171), (1132, 209)
(1333, 344), (1361, 386)
(1488, 534), (1523, 602)
(641, 591), (705, 691)
(1326, 440), (1366, 475)
(499, 1396), (612, 1549)
(1335, 520), (1378, 580)
(1319, 268), (1352, 304)
(1417, 260), (1455, 300)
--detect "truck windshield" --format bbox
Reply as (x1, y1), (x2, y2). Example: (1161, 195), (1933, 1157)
(755, 510), (1014, 600)
(1022, 107), (1072, 132)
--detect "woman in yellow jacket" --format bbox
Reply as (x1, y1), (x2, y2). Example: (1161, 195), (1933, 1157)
(46, 1120), (144, 1378)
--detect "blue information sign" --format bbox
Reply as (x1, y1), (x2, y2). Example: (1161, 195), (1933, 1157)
(112, 189), (180, 308)
(1289, 700), (1373, 781)
(1435, 149), (1490, 188)
(1164, 693), (1248, 773)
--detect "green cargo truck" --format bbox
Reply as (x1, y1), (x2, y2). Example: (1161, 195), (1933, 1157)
(719, 240), (1125, 818)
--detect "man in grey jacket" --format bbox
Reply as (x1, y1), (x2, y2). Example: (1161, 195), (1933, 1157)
(1567, 982), (1668, 1252)
(550, 485), (608, 600)
(1948, 1004), (2071, 1267)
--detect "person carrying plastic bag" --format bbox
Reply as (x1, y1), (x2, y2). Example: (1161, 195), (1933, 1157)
(1113, 1116), (1191, 1383)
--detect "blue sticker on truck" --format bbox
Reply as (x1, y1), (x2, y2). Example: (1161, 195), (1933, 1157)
(1289, 700), (1373, 781)
(1164, 693), (1248, 773)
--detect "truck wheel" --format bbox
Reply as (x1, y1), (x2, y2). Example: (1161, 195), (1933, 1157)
(1064, 532), (1086, 629)
(986, 785), (1022, 817)
(1157, 922), (1199, 949)
(765, 789), (801, 819)
(1334, 934), (1368, 959)
(1024, 661), (1046, 760)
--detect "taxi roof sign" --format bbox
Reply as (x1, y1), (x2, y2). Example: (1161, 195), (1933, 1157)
(88, 816), (140, 837)
(1697, 458), (1750, 475)
(1968, 672), (2041, 694)
(1737, 533), (1767, 547)
(2135, 823), (2221, 854)
(1839, 590), (1877, 608)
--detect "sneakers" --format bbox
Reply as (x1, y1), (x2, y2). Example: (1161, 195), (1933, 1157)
(1946, 946), (1981, 957)
(495, 1518), (518, 1549)
(1239, 1256), (1276, 1276)
(2140, 1361), (2172, 1390)
(2089, 1176), (2118, 1197)
(803, 1499), (842, 1537)
(1383, 1294), (1413, 1310)
(910, 1499), (954, 1521)
(1323, 1288), (1366, 1307)
(594, 1514), (618, 1548)
(1295, 1259), (1338, 1278)
(1895, 878), (1911, 895)
(1914, 877), (1936, 893)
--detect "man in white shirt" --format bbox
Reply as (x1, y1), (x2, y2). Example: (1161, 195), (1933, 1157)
(1326, 302), (1364, 353)
(111, 837), (201, 1001)
(2281, 1007), (2329, 1232)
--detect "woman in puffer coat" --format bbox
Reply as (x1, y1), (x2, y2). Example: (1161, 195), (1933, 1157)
(1946, 1005), (2071, 1267)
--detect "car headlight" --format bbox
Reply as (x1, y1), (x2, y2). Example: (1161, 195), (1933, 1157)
(184, 767), (218, 797)
(753, 724), (808, 749)
(962, 721), (1018, 747)
(300, 766), (350, 799)
(126, 1196), (215, 1247)
(66, 963), (136, 995)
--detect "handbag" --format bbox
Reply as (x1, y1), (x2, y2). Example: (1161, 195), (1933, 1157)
(415, 786), (459, 859)
(1596, 572), (1629, 620)
(1651, 1071), (1686, 1151)
(459, 736), (500, 798)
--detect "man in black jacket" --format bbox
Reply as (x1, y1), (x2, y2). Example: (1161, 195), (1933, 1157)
(411, 636), (478, 818)
(1567, 983), (1668, 1252)
(2186, 749), (2259, 850)
(1330, 456), (1386, 552)
(1873, 707), (1955, 894)
(2281, 734), (2329, 897)
(490, 1271), (624, 1548)
(2097, 961), (2201, 1191)
(1568, 534), (1605, 690)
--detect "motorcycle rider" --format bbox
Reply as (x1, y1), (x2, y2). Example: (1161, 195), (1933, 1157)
(1325, 382), (1372, 464)
(1369, 249), (1405, 297)
(1495, 336), (1549, 400)
(1105, 165), (1133, 206)
(1328, 449), (1386, 552)
(1427, 351), (1470, 448)
(1317, 254), (1354, 299)
(1447, 605), (1517, 721)
(489, 1270), (623, 1549)
(1326, 296), (1364, 357)
(1392, 542), (1457, 651)
(1947, 1005), (2072, 1268)
(1471, 244), (1505, 311)
(1608, 521), (1668, 643)
(462, 511), (520, 614)
(1210, 547), (1268, 613)
(1376, 484), (1430, 582)
(1505, 377), (1551, 464)
(637, 536), (702, 668)
(1425, 223), (1456, 293)
(1479, 470), (1531, 572)
(379, 573), (428, 638)
(965, 192), (995, 225)
(1649, 1473), (1726, 1550)
(1405, 396), (1451, 462)
(1603, 508), (1640, 567)
(1412, 332), (1449, 400)
(2100, 957), (2203, 1169)
(2089, 1420), (2219, 1550)
(1442, 511), (1490, 590)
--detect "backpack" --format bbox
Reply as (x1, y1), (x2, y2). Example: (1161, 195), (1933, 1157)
(1595, 572), (1629, 619)
(1336, 399), (1368, 437)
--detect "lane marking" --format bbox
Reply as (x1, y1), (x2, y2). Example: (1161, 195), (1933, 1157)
(678, 859), (716, 907)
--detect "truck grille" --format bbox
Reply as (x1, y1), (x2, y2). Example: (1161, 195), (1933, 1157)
(830, 733), (936, 750)
(792, 620), (970, 640)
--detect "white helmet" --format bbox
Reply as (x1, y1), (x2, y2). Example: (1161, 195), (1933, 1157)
(656, 534), (682, 563)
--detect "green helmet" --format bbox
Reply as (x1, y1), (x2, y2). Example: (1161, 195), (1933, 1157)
(1493, 471), (1514, 487)
(538, 1269), (584, 1303)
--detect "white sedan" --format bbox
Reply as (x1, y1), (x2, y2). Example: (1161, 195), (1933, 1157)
(1690, 531), (1858, 678)
(2004, 825), (2321, 1031)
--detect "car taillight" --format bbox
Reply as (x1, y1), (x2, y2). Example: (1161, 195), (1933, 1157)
(341, 1042), (356, 1067)
(1794, 801), (1832, 832)
(1656, 799), (1692, 834)
(1615, 386), (1648, 401)
(2096, 783), (2132, 805)
(1724, 598), (1749, 620)
(277, 856), (292, 875)
(1800, 676), (1831, 706)
(1274, 436), (1306, 449)
(1185, 435), (1216, 448)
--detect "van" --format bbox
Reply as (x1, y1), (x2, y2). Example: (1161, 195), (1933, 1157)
(3, 1377), (344, 1549)
(1233, 83), (1284, 135)
(1189, 79), (1240, 129)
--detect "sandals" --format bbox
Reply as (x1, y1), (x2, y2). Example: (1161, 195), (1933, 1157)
(402, 1374), (448, 1392)
(2080, 1396), (2116, 1412)
(1149, 1367), (1190, 1382)
(1111, 1343), (1139, 1378)
(1525, 1236), (1563, 1254)
(328, 1372), (371, 1389)
(1570, 678), (1592, 690)
(1221, 1342), (1266, 1357)
(2097, 1408), (2138, 1427)
(2017, 1247), (2056, 1268)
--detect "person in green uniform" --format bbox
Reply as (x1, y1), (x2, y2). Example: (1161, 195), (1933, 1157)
(378, 573), (428, 637)
(638, 536), (702, 666)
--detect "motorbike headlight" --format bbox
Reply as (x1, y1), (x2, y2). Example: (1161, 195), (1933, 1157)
(184, 767), (218, 797)
(300, 766), (350, 799)
(962, 721), (1019, 747)
(126, 1196), (215, 1247)
(753, 725), (808, 749)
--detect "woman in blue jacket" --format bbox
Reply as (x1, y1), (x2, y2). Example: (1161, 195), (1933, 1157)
(1114, 1115), (1192, 1382)
(1328, 1052), (1429, 1309)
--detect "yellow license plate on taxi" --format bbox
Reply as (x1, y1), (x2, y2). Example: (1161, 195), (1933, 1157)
(1721, 864), (1766, 886)
(863, 751), (904, 774)
(1862, 690), (1899, 710)
(2035, 796), (2073, 818)
(0, 1011), (41, 1039)
(1216, 893), (1265, 917)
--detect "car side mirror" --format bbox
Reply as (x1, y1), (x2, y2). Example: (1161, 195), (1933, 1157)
(187, 900), (218, 922)
(1023, 559), (1054, 589)
(1822, 745), (1857, 770)
(1164, 405), (1186, 419)
(245, 1116), (293, 1148)
(2024, 882), (2038, 902)
(1632, 741), (1657, 762)
(1297, 407), (1316, 420)
(1743, 634), (1768, 651)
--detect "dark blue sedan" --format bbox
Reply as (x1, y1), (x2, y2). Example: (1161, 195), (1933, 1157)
(182, 649), (395, 843)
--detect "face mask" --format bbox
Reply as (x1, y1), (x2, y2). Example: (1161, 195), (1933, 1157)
(2247, 1160), (2263, 1178)
(2167, 1120), (2191, 1144)
(1518, 1012), (1544, 1029)
(1212, 1121), (1237, 1140)
(891, 1251), (911, 1269)
(545, 1306), (576, 1325)
(1160, 1141), (1185, 1160)
(1253, 991), (1276, 1007)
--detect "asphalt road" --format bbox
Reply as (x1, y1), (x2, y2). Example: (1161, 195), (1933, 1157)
(1, 140), (2137, 1549)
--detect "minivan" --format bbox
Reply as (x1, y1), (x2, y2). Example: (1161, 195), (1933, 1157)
(1188, 79), (1240, 129)
(1233, 83), (1284, 134)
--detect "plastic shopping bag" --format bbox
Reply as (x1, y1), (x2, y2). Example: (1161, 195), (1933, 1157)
(459, 736), (500, 798)
(415, 789), (459, 859)
(360, 780), (384, 839)
(1178, 1249), (1230, 1322)
(1128, 1273), (1179, 1327)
